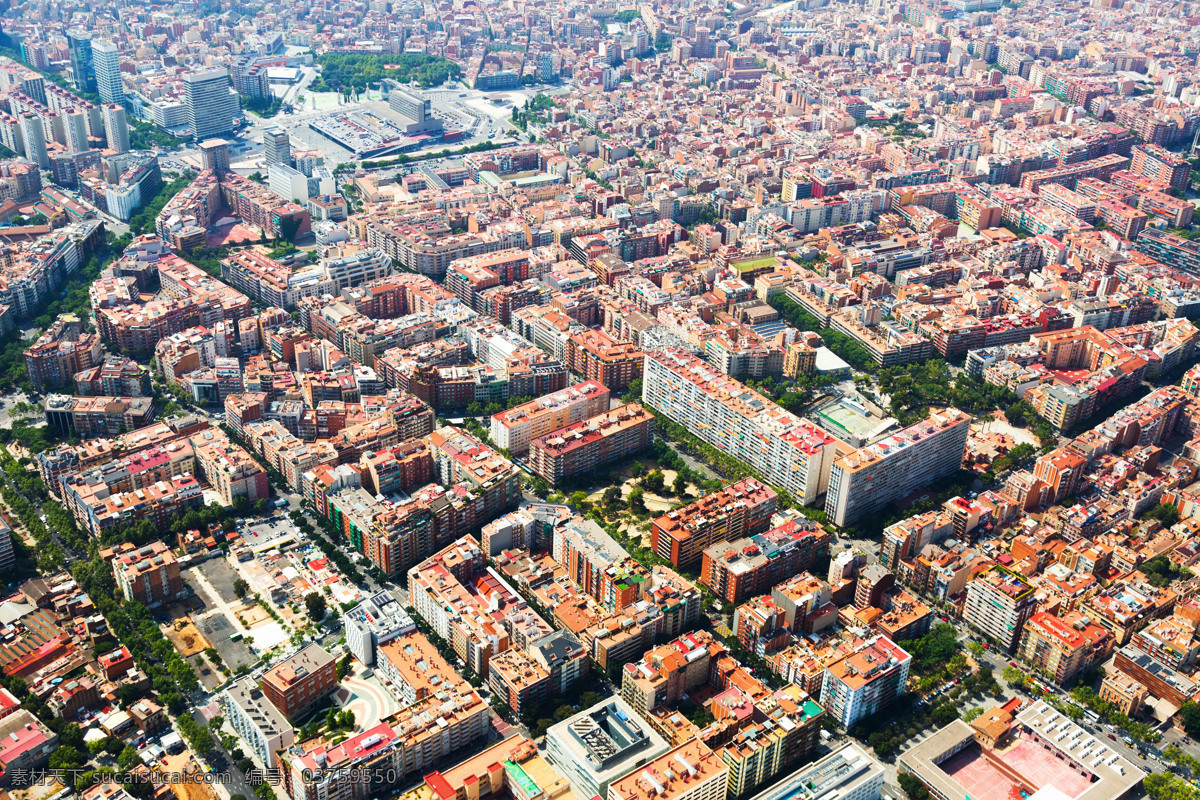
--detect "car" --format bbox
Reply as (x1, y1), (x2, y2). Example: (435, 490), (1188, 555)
(1009, 661), (1018, 667)
(982, 643), (989, 649)
(1108, 734), (1116, 741)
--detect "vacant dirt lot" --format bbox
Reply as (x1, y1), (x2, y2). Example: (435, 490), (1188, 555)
(237, 602), (271, 627)
(164, 618), (212, 657)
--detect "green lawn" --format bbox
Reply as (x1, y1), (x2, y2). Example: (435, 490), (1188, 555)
(731, 256), (778, 272)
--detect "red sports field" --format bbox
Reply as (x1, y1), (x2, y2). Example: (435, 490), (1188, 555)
(940, 744), (1020, 800)
(939, 739), (1093, 800)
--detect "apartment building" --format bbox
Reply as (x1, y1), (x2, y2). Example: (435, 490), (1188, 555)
(260, 644), (337, 719)
(74, 356), (151, 397)
(717, 687), (825, 797)
(963, 566), (1036, 652)
(621, 631), (720, 715)
(606, 738), (728, 800)
(488, 630), (590, 715)
(490, 379), (610, 455)
(1017, 610), (1112, 685)
(191, 430), (270, 507)
(554, 516), (632, 603)
(529, 403), (654, 485)
(342, 590), (416, 667)
(1084, 579), (1177, 646)
(1098, 672), (1148, 716)
(700, 518), (832, 605)
(651, 478), (778, 569)
(1130, 144), (1191, 190)
(820, 635), (911, 728)
(24, 314), (103, 392)
(108, 541), (183, 608)
(545, 696), (671, 800)
(44, 394), (157, 438)
(225, 676), (295, 769)
(407, 536), (552, 678)
(825, 409), (971, 528)
(284, 692), (489, 800)
(376, 630), (458, 707)
(643, 349), (837, 506)
(566, 329), (644, 391)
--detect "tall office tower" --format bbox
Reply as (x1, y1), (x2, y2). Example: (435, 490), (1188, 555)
(66, 30), (95, 94)
(183, 70), (240, 140)
(199, 139), (231, 173)
(65, 109), (89, 153)
(103, 104), (130, 153)
(93, 40), (124, 106)
(263, 128), (290, 168)
(19, 113), (48, 169)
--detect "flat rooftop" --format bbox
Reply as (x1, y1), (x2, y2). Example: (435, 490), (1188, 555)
(748, 743), (884, 800)
(899, 703), (1143, 800)
(547, 696), (670, 795)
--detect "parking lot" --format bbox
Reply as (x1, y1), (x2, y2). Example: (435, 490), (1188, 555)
(181, 570), (258, 673)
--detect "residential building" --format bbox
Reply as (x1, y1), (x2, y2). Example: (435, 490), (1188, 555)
(716, 686), (826, 797)
(93, 40), (123, 106)
(1017, 611), (1113, 685)
(343, 590), (417, 667)
(109, 541), (184, 608)
(643, 350), (837, 506)
(964, 566), (1036, 653)
(490, 379), (610, 456)
(606, 738), (728, 800)
(225, 676), (295, 769)
(529, 403), (654, 485)
(825, 409), (971, 528)
(1130, 144), (1191, 190)
(103, 104), (129, 153)
(284, 692), (489, 800)
(567, 329), (644, 391)
(260, 644), (337, 719)
(651, 479), (778, 569)
(820, 636), (911, 728)
(701, 518), (832, 605)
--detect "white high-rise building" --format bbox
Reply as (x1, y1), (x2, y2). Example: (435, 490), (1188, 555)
(93, 40), (124, 106)
(19, 113), (47, 169)
(102, 104), (130, 153)
(268, 163), (309, 204)
(65, 110), (88, 153)
(183, 70), (240, 140)
(824, 408), (972, 527)
(642, 349), (838, 505)
(263, 127), (290, 168)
